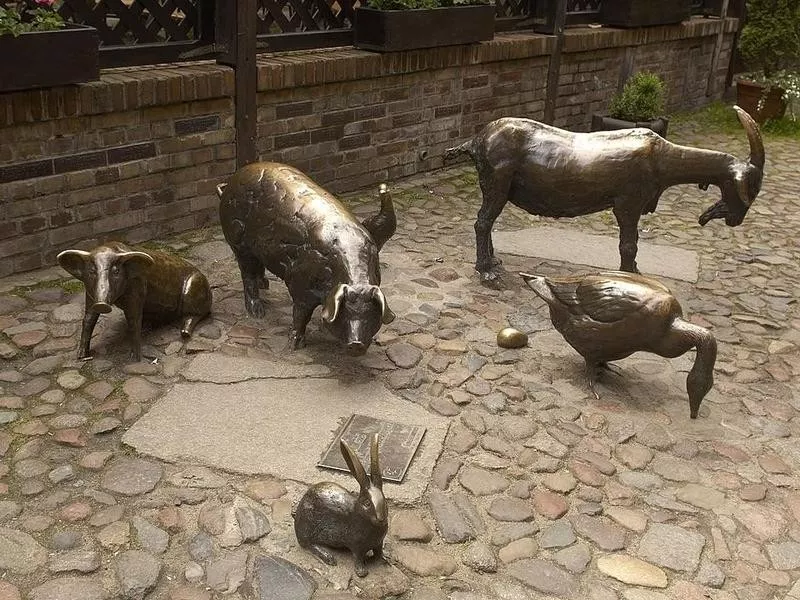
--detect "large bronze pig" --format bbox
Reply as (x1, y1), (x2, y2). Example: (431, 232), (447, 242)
(217, 162), (396, 354)
(57, 242), (212, 361)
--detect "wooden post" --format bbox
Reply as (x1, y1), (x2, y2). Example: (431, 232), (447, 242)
(217, 0), (258, 168)
(543, 0), (567, 125)
(706, 0), (730, 98)
(617, 46), (635, 93)
(725, 0), (746, 89)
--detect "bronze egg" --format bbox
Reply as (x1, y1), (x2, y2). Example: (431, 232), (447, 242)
(497, 327), (528, 349)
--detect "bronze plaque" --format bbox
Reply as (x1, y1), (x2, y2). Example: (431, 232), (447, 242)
(318, 414), (426, 484)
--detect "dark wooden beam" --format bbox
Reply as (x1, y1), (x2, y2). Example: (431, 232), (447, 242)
(726, 0), (746, 88)
(99, 41), (199, 68)
(706, 0), (730, 97)
(235, 0), (257, 167)
(543, 0), (567, 125)
(216, 0), (257, 168)
(617, 46), (635, 93)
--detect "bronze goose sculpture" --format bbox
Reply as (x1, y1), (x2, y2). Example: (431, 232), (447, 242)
(520, 271), (717, 419)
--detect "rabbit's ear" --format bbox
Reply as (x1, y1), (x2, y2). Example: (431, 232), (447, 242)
(340, 439), (368, 490)
(370, 433), (383, 490)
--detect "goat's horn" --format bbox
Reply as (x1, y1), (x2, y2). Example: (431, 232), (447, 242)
(734, 105), (765, 171)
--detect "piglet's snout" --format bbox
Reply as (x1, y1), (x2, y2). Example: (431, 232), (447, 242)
(90, 302), (113, 314)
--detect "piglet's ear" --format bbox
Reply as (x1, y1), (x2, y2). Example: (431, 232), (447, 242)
(118, 251), (154, 277)
(57, 249), (91, 280)
(322, 284), (348, 323)
(372, 287), (395, 325)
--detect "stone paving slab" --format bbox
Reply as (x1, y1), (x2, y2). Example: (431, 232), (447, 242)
(123, 377), (449, 503)
(492, 226), (700, 282)
(182, 354), (332, 383)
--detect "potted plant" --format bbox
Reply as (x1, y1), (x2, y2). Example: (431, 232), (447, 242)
(0, 0), (99, 93)
(591, 71), (669, 138)
(353, 0), (495, 53)
(735, 0), (800, 123)
(600, 0), (691, 27)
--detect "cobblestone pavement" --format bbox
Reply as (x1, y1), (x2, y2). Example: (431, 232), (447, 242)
(1, 118), (799, 600)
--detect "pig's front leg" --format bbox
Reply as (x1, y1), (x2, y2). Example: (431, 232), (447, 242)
(121, 286), (146, 362)
(289, 302), (316, 350)
(234, 250), (269, 318)
(78, 295), (100, 359)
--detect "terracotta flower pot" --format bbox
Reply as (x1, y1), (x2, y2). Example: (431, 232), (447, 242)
(736, 79), (787, 124)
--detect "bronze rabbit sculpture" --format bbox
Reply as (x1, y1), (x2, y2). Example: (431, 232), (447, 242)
(294, 434), (387, 577)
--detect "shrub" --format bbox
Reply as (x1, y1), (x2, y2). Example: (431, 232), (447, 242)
(737, 0), (800, 116)
(0, 0), (65, 37)
(609, 71), (666, 122)
(738, 0), (800, 78)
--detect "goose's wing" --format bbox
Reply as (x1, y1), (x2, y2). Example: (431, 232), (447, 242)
(575, 274), (662, 324)
(539, 276), (584, 313)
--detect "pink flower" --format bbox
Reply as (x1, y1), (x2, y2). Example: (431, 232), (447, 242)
(34, 0), (57, 7)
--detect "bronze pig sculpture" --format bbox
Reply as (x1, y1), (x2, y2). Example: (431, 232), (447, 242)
(294, 434), (387, 577)
(57, 242), (212, 361)
(446, 106), (764, 282)
(217, 162), (396, 354)
(520, 271), (717, 419)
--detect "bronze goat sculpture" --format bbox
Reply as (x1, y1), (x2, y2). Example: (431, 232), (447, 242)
(445, 106), (764, 282)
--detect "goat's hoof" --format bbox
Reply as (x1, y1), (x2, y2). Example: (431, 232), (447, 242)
(479, 270), (504, 289)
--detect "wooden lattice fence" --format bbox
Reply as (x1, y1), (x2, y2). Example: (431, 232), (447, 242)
(1, 0), (535, 65)
(0, 0), (738, 68)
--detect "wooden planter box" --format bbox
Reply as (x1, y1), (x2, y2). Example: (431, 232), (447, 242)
(600, 0), (691, 27)
(0, 24), (100, 93)
(736, 79), (787, 124)
(591, 114), (670, 138)
(353, 5), (495, 52)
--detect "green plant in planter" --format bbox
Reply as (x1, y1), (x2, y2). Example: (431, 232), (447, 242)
(367, 0), (489, 9)
(0, 0), (65, 36)
(737, 0), (800, 117)
(609, 71), (667, 122)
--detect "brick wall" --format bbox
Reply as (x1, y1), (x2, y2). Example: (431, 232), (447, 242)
(0, 18), (738, 277)
(0, 66), (236, 277)
(255, 18), (737, 192)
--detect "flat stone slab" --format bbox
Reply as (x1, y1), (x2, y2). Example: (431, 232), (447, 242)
(123, 377), (448, 503)
(249, 555), (316, 600)
(182, 354), (331, 384)
(493, 226), (699, 282)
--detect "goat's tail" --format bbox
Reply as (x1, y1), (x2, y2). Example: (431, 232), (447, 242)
(444, 139), (475, 163)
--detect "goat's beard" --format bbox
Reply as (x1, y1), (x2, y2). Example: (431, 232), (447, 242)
(698, 200), (728, 226)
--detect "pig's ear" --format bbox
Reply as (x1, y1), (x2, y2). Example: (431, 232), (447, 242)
(118, 251), (155, 276)
(322, 284), (348, 323)
(56, 249), (91, 280)
(372, 287), (395, 325)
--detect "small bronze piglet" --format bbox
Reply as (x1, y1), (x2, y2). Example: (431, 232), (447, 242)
(294, 434), (387, 577)
(57, 241), (212, 361)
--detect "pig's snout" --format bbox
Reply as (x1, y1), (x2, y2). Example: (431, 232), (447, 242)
(346, 340), (367, 356)
(90, 302), (113, 314)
